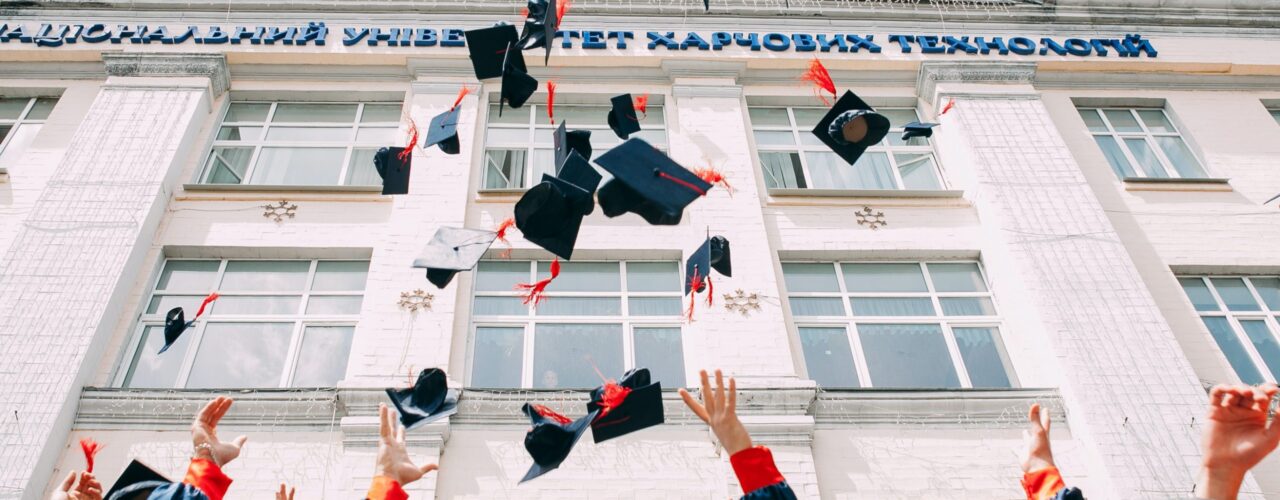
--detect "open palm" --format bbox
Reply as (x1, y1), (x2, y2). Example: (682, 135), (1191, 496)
(1203, 384), (1280, 472)
(377, 403), (438, 486)
(192, 397), (248, 467)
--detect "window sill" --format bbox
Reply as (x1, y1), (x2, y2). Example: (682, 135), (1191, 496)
(813, 387), (1062, 427)
(767, 188), (968, 207)
(475, 188), (527, 203)
(1122, 177), (1232, 192)
(183, 183), (385, 194)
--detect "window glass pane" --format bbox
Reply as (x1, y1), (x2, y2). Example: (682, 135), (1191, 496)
(345, 148), (381, 186)
(538, 261), (619, 291)
(291, 326), (354, 386)
(221, 261), (310, 291)
(486, 127), (531, 144)
(476, 261), (529, 291)
(782, 263), (840, 292)
(878, 109), (919, 125)
(157, 261), (220, 291)
(542, 105), (609, 126)
(264, 126), (353, 142)
(807, 151), (890, 190)
(759, 152), (805, 189)
(799, 327), (860, 388)
(1154, 136), (1207, 178)
(753, 130), (795, 146)
(355, 126), (398, 144)
(791, 108), (826, 129)
(1239, 320), (1280, 381)
(146, 295), (206, 315)
(27, 98), (56, 119)
(1093, 136), (1136, 178)
(1272, 109), (1280, 124)
(0, 124), (10, 144)
(1136, 110), (1176, 133)
(626, 262), (679, 292)
(850, 297), (935, 316)
(632, 129), (668, 146)
(1210, 278), (1261, 311)
(788, 297), (845, 316)
(535, 297), (621, 316)
(305, 296), (363, 315)
(953, 327), (1013, 388)
(1249, 278), (1280, 310)
(1202, 317), (1264, 384)
(187, 323), (293, 388)
(858, 323), (960, 388)
(1179, 278), (1220, 312)
(473, 297), (529, 316)
(313, 261), (369, 291)
(628, 297), (682, 316)
(124, 326), (187, 388)
(532, 323), (623, 388)
(639, 106), (664, 125)
(928, 263), (988, 292)
(215, 296), (302, 315)
(1103, 109), (1141, 132)
(0, 124), (40, 169)
(0, 98), (29, 119)
(216, 126), (262, 141)
(272, 103), (357, 123)
(748, 108), (791, 127)
(634, 327), (685, 387)
(203, 147), (254, 184)
(842, 263), (927, 293)
(472, 327), (524, 387)
(1123, 138), (1168, 178)
(249, 147), (345, 185)
(483, 149), (526, 189)
(1077, 109), (1107, 132)
(361, 104), (402, 123)
(487, 104), (529, 125)
(940, 297), (997, 316)
(530, 148), (556, 182)
(225, 103), (271, 122)
(896, 154), (941, 190)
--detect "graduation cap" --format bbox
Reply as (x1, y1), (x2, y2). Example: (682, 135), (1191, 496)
(423, 107), (461, 155)
(684, 235), (731, 295)
(518, 0), (558, 64)
(513, 151), (600, 260)
(595, 138), (712, 226)
(553, 121), (593, 169)
(412, 227), (499, 289)
(586, 368), (664, 443)
(607, 94), (642, 140)
(811, 90), (890, 165)
(385, 368), (460, 429)
(105, 460), (171, 500)
(520, 403), (598, 483)
(160, 293), (218, 355)
(500, 40), (540, 116)
(464, 24), (525, 80)
(901, 121), (938, 141)
(373, 147), (412, 195)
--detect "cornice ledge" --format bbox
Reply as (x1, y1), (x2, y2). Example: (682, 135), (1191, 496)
(662, 59), (747, 81)
(673, 85), (743, 98)
(813, 388), (1063, 428)
(917, 61), (1037, 104)
(101, 52), (230, 97)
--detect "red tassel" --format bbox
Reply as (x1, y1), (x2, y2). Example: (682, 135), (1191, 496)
(685, 268), (704, 322)
(398, 117), (419, 161)
(705, 275), (714, 306)
(633, 93), (649, 118)
(521, 6), (530, 18)
(657, 172), (707, 196)
(557, 0), (571, 24)
(693, 165), (734, 197)
(594, 382), (632, 420)
(80, 438), (101, 473)
(516, 258), (560, 306)
(800, 58), (837, 105)
(451, 86), (471, 111)
(193, 292), (219, 319)
(940, 97), (956, 116)
(546, 81), (557, 125)
(494, 217), (516, 259)
(533, 404), (572, 425)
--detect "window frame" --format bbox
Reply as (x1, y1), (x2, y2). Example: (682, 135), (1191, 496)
(1078, 107), (1208, 180)
(115, 258), (366, 389)
(0, 97), (55, 164)
(466, 259), (686, 388)
(747, 104), (945, 191)
(784, 260), (1017, 389)
(196, 101), (402, 187)
(1179, 275), (1280, 384)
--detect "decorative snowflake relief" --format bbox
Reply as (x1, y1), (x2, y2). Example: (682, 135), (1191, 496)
(262, 200), (298, 222)
(855, 206), (887, 229)
(398, 289), (434, 312)
(723, 289), (762, 316)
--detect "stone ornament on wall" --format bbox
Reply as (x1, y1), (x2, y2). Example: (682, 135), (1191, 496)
(723, 289), (762, 316)
(856, 206), (887, 229)
(398, 289), (434, 312)
(262, 200), (298, 223)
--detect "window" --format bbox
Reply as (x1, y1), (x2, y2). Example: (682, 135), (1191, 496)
(482, 102), (668, 190)
(748, 105), (943, 191)
(783, 261), (1015, 389)
(198, 102), (403, 186)
(1179, 276), (1280, 384)
(1077, 107), (1208, 180)
(468, 260), (686, 388)
(121, 259), (368, 389)
(1270, 108), (1280, 126)
(0, 97), (56, 170)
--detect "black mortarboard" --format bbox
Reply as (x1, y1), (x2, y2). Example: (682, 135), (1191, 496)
(412, 227), (499, 289)
(501, 41), (539, 116)
(385, 368), (460, 429)
(607, 94), (642, 140)
(684, 235), (732, 295)
(520, 403), (598, 483)
(554, 121), (593, 169)
(514, 152), (599, 260)
(586, 368), (664, 443)
(594, 138), (712, 226)
(105, 459), (170, 500)
(518, 0), (559, 64)
(901, 121), (938, 141)
(424, 107), (461, 155)
(812, 90), (891, 165)
(464, 24), (525, 80)
(373, 147), (412, 195)
(162, 308), (191, 354)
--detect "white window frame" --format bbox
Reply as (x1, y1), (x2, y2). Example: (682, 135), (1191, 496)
(0, 97), (55, 162)
(748, 105), (945, 191)
(1078, 107), (1208, 180)
(114, 258), (366, 389)
(467, 260), (685, 388)
(784, 260), (1017, 389)
(1180, 275), (1280, 384)
(197, 101), (402, 186)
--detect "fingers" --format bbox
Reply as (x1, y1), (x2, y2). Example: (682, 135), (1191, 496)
(289, 487), (295, 500)
(196, 398), (220, 426)
(1040, 405), (1052, 431)
(1210, 385), (1227, 407)
(1028, 404), (1042, 431)
(1221, 391), (1237, 409)
(58, 471), (76, 492)
(233, 435), (248, 450)
(678, 388), (711, 424)
(714, 370), (726, 413)
(396, 420), (406, 444)
(277, 483), (285, 499)
(421, 463), (439, 474)
(698, 370), (715, 415)
(379, 403), (391, 440)
(727, 377), (737, 416)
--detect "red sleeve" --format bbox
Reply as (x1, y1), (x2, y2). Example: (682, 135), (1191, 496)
(730, 446), (787, 495)
(1022, 466), (1067, 500)
(366, 475), (409, 500)
(181, 458), (233, 500)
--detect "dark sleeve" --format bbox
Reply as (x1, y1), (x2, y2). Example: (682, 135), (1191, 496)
(741, 482), (799, 500)
(181, 458), (233, 500)
(730, 446), (789, 497)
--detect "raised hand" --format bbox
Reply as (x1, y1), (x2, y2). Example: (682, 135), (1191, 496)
(274, 483), (295, 500)
(50, 471), (101, 500)
(1195, 384), (1280, 500)
(191, 396), (248, 467)
(1021, 403), (1056, 473)
(678, 369), (753, 455)
(376, 403), (439, 486)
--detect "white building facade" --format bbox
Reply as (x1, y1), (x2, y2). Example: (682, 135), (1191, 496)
(1, 1), (1279, 498)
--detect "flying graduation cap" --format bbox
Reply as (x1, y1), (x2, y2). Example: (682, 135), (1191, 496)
(812, 90), (891, 165)
(374, 147), (412, 195)
(595, 138), (712, 226)
(684, 235), (732, 320)
(106, 460), (206, 500)
(464, 24), (525, 80)
(901, 121), (939, 141)
(412, 227), (499, 289)
(520, 403), (598, 483)
(385, 368), (460, 429)
(606, 94), (642, 140)
(424, 110), (460, 155)
(518, 0), (559, 64)
(553, 121), (593, 168)
(586, 368), (664, 443)
(514, 150), (601, 260)
(161, 293), (219, 354)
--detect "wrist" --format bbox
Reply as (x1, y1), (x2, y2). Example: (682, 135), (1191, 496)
(1195, 466), (1246, 500)
(193, 443), (218, 466)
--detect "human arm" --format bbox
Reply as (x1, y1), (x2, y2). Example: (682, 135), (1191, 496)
(366, 403), (439, 500)
(1193, 384), (1280, 500)
(679, 369), (791, 497)
(184, 396), (245, 500)
(1020, 403), (1069, 500)
(50, 471), (102, 500)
